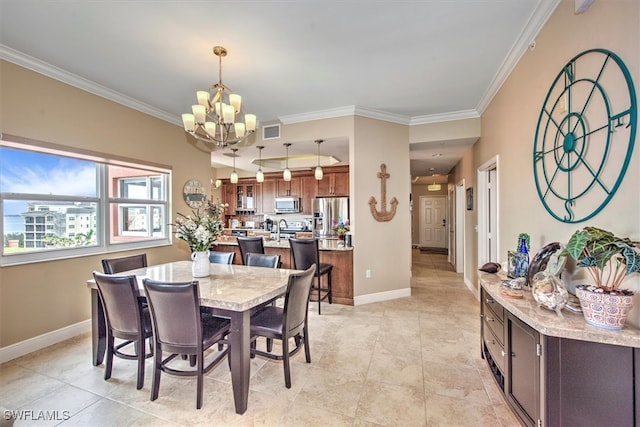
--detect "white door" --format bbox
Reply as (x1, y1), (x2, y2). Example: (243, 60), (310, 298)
(419, 196), (447, 248)
(448, 186), (455, 264)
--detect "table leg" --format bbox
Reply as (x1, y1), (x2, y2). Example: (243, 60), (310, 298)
(227, 310), (251, 414)
(91, 288), (106, 366)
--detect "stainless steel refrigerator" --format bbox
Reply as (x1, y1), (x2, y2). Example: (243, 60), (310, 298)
(312, 196), (349, 239)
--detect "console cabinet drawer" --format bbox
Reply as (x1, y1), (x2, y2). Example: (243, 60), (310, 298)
(484, 309), (504, 346)
(484, 327), (505, 373)
(484, 294), (504, 322)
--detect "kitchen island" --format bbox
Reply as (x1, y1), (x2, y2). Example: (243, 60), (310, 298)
(214, 236), (354, 305)
(479, 271), (640, 427)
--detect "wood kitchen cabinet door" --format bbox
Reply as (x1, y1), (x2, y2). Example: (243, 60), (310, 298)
(276, 177), (300, 197)
(317, 171), (349, 196)
(222, 182), (237, 215)
(300, 175), (318, 214)
(261, 179), (276, 214)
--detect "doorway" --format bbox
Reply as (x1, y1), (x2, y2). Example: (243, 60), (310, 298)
(477, 157), (499, 272)
(455, 180), (465, 274)
(419, 195), (447, 249)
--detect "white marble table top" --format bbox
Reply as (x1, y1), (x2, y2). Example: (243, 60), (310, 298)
(88, 261), (300, 312)
(480, 271), (640, 348)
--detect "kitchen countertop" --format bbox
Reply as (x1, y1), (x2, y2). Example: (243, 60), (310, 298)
(479, 271), (640, 348)
(215, 235), (353, 251)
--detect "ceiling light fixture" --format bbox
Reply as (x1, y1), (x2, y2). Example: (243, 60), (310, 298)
(181, 46), (257, 148)
(314, 139), (324, 180)
(230, 148), (239, 184)
(427, 175), (441, 191)
(283, 143), (292, 182)
(256, 145), (265, 183)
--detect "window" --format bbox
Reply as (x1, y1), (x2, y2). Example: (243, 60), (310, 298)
(1, 137), (172, 265)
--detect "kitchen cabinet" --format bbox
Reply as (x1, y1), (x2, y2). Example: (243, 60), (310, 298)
(261, 179), (276, 214)
(235, 182), (256, 212)
(300, 175), (318, 214)
(276, 177), (300, 197)
(222, 183), (237, 216)
(317, 171), (349, 196)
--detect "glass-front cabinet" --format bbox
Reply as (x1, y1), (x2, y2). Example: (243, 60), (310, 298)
(236, 183), (255, 211)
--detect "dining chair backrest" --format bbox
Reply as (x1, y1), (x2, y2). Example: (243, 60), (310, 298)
(208, 251), (235, 264)
(102, 253), (148, 274)
(283, 265), (316, 333)
(289, 238), (320, 271)
(237, 237), (265, 265)
(245, 253), (280, 269)
(143, 279), (202, 353)
(92, 272), (143, 336)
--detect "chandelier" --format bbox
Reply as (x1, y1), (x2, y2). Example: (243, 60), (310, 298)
(181, 46), (257, 147)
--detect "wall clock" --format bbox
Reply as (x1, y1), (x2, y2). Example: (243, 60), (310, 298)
(183, 179), (206, 209)
(533, 48), (637, 223)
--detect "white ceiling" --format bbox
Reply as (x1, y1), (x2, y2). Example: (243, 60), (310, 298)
(0, 1), (558, 177)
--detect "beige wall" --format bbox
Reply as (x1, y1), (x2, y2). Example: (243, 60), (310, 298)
(353, 116), (412, 298)
(0, 61), (212, 347)
(452, 1), (640, 321)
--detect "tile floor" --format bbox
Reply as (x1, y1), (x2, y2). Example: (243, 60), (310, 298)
(0, 250), (519, 426)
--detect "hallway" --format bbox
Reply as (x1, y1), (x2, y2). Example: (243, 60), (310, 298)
(0, 250), (518, 426)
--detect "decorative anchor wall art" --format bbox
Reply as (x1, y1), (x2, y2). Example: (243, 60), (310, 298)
(369, 163), (398, 222)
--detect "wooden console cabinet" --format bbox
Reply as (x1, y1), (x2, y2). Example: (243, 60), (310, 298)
(480, 281), (640, 427)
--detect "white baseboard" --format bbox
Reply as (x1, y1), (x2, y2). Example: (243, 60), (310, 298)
(0, 320), (91, 364)
(464, 276), (479, 298)
(354, 287), (411, 305)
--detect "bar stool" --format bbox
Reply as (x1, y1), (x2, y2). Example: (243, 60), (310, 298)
(289, 238), (333, 315)
(237, 237), (265, 265)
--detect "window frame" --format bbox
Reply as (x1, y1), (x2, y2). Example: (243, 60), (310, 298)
(1, 135), (172, 266)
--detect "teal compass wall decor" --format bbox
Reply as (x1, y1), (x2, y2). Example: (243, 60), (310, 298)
(533, 48), (637, 223)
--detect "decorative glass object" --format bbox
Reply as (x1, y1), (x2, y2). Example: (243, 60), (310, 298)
(507, 251), (529, 279)
(531, 272), (569, 316)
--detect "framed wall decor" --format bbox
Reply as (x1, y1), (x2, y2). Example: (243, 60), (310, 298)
(466, 187), (473, 211)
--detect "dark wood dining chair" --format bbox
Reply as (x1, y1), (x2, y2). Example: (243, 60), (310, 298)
(289, 238), (333, 314)
(142, 278), (230, 409)
(92, 271), (153, 390)
(237, 237), (265, 265)
(208, 251), (235, 264)
(250, 265), (316, 388)
(101, 253), (148, 274)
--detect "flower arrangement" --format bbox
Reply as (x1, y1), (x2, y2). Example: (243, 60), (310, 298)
(333, 219), (350, 235)
(173, 200), (227, 252)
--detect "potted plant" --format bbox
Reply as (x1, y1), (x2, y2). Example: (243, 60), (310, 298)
(172, 199), (226, 277)
(563, 226), (640, 329)
(333, 219), (350, 242)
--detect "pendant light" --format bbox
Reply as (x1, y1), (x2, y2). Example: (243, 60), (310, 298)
(256, 145), (265, 183)
(283, 143), (292, 182)
(314, 139), (324, 180)
(230, 148), (238, 184)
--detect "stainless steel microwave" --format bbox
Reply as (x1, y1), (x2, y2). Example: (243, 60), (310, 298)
(274, 197), (301, 213)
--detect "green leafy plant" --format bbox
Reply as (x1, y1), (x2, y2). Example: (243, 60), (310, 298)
(562, 226), (640, 292)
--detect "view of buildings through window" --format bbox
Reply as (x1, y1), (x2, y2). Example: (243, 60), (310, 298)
(1, 141), (171, 263)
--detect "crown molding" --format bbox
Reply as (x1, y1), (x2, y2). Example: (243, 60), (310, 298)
(410, 109), (480, 125)
(475, 0), (561, 114)
(0, 44), (180, 126)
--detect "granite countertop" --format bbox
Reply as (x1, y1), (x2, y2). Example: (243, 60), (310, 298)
(479, 271), (640, 348)
(215, 235), (353, 251)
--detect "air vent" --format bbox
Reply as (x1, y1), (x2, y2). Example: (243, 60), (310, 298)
(262, 124), (281, 140)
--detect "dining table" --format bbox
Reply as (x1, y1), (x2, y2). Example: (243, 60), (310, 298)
(86, 260), (299, 414)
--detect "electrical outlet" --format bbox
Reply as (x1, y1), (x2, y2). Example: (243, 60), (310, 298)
(365, 269), (371, 278)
